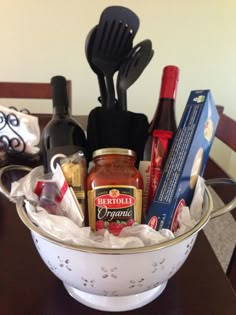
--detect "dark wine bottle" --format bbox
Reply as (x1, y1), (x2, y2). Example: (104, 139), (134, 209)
(41, 75), (87, 173)
(139, 65), (179, 216)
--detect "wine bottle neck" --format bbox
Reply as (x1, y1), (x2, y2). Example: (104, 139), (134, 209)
(159, 76), (178, 100)
(149, 65), (179, 132)
(160, 65), (179, 99)
(53, 104), (71, 117)
(51, 76), (71, 117)
(149, 98), (177, 132)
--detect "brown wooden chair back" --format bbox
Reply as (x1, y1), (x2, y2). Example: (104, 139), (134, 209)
(215, 105), (236, 152)
(205, 105), (236, 186)
(0, 80), (72, 105)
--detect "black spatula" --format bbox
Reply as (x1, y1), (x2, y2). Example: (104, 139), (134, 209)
(85, 25), (107, 106)
(91, 6), (140, 109)
(117, 39), (154, 111)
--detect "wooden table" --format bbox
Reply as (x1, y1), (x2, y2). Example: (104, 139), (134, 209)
(0, 114), (236, 314)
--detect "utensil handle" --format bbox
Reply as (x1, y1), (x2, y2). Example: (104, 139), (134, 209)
(205, 178), (236, 218)
(97, 74), (107, 107)
(105, 75), (116, 110)
(116, 69), (127, 110)
(117, 88), (127, 111)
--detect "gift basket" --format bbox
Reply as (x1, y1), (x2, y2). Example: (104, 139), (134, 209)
(0, 5), (236, 313)
(0, 165), (235, 312)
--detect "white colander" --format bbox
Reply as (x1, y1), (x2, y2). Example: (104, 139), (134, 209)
(0, 165), (235, 312)
(15, 177), (236, 312)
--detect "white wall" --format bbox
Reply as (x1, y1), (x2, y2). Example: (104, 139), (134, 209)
(0, 0), (235, 175)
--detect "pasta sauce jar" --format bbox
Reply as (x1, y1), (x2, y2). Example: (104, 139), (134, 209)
(87, 148), (143, 236)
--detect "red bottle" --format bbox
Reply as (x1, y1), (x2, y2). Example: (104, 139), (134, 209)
(139, 65), (180, 216)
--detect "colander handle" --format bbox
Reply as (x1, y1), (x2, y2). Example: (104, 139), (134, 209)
(0, 164), (32, 202)
(205, 178), (236, 219)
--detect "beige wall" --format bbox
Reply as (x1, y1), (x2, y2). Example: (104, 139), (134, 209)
(0, 0), (235, 175)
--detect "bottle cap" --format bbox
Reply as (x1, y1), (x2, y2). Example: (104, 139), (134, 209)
(160, 65), (180, 99)
(40, 181), (60, 202)
(51, 75), (67, 87)
(50, 75), (69, 110)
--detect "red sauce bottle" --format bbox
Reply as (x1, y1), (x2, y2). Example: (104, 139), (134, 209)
(87, 148), (143, 236)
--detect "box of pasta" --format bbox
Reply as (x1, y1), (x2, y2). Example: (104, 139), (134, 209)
(145, 90), (219, 231)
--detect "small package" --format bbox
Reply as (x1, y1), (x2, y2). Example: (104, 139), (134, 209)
(34, 165), (84, 227)
(145, 90), (219, 231)
(60, 151), (87, 216)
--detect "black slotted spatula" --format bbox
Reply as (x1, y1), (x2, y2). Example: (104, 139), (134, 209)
(85, 25), (107, 107)
(91, 6), (140, 109)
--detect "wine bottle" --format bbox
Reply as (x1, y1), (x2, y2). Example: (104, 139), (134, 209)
(139, 65), (179, 217)
(144, 65), (179, 159)
(41, 75), (87, 173)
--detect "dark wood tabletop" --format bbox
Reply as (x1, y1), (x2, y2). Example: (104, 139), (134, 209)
(0, 114), (236, 315)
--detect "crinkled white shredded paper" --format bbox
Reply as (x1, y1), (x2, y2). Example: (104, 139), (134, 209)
(11, 167), (205, 248)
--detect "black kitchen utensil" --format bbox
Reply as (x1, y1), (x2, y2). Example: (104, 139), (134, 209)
(85, 25), (107, 106)
(91, 6), (140, 109)
(117, 39), (154, 111)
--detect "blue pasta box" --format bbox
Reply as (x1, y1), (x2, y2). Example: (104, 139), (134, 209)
(145, 90), (219, 231)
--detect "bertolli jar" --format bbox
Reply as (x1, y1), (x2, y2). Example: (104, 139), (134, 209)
(87, 148), (143, 235)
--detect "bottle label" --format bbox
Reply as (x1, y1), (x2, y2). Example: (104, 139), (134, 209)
(45, 145), (83, 173)
(147, 130), (173, 210)
(61, 160), (86, 215)
(139, 130), (173, 218)
(87, 185), (142, 236)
